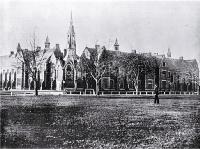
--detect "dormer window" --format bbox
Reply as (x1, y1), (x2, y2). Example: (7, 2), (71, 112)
(163, 62), (166, 67)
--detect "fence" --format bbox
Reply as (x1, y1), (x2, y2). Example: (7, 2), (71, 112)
(0, 90), (199, 96)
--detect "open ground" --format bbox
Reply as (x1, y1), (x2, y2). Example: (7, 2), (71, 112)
(1, 95), (200, 148)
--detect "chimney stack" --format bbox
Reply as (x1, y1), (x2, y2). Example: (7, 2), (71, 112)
(9, 51), (14, 57)
(179, 56), (183, 60)
(56, 44), (60, 49)
(131, 49), (136, 54)
(36, 46), (41, 51)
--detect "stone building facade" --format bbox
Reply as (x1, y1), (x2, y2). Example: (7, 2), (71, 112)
(0, 14), (199, 92)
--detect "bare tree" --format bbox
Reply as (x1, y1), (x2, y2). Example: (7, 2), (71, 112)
(121, 53), (159, 94)
(16, 32), (47, 96)
(80, 48), (111, 95)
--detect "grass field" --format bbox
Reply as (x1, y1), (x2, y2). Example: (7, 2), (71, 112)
(1, 96), (200, 148)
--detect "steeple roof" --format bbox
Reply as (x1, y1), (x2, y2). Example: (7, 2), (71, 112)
(114, 38), (119, 46)
(167, 47), (171, 57)
(45, 36), (50, 44)
(67, 11), (76, 50)
(68, 11), (75, 34)
(17, 43), (21, 52)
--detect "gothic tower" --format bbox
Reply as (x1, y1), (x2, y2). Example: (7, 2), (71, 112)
(167, 48), (171, 58)
(45, 36), (50, 49)
(66, 12), (76, 61)
(114, 38), (119, 51)
(63, 12), (77, 89)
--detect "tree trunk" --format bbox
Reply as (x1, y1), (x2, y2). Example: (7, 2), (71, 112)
(135, 84), (138, 95)
(34, 79), (38, 96)
(34, 70), (38, 96)
(135, 76), (139, 95)
(96, 81), (99, 95)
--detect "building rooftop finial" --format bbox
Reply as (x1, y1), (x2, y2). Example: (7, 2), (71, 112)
(45, 35), (50, 43)
(114, 38), (119, 46)
(17, 43), (21, 52)
(167, 47), (171, 58)
(70, 11), (73, 24)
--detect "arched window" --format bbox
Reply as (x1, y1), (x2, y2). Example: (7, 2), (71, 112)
(67, 65), (72, 71)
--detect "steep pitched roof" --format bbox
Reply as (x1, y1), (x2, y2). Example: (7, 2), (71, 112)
(0, 55), (18, 70)
(162, 57), (199, 78)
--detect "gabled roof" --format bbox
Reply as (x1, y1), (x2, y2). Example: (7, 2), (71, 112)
(162, 57), (199, 77)
(81, 47), (98, 62)
(0, 55), (18, 70)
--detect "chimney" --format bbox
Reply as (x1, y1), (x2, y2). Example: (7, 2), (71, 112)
(154, 53), (158, 56)
(56, 44), (60, 49)
(131, 49), (136, 54)
(179, 56), (183, 60)
(36, 46), (41, 51)
(167, 48), (171, 58)
(95, 44), (100, 50)
(9, 51), (14, 57)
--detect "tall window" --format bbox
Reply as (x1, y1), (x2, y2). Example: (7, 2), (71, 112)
(102, 77), (109, 89)
(170, 74), (173, 83)
(161, 80), (166, 90)
(162, 70), (166, 78)
(168, 71), (171, 78)
(147, 79), (153, 89)
(110, 79), (114, 89)
(163, 62), (166, 67)
(119, 79), (124, 89)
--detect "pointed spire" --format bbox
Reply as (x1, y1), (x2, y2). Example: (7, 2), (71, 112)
(114, 38), (119, 51)
(167, 47), (171, 58)
(45, 35), (50, 44)
(70, 11), (73, 25)
(67, 11), (76, 50)
(17, 43), (21, 52)
(114, 38), (119, 46)
(45, 35), (50, 49)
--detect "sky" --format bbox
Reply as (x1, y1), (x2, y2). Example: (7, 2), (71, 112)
(0, 0), (200, 65)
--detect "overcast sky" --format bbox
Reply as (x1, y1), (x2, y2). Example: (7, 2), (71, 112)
(1, 0), (200, 64)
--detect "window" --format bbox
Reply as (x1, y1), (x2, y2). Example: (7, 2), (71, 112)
(163, 62), (166, 67)
(102, 77), (109, 89)
(110, 79), (114, 89)
(119, 79), (124, 89)
(129, 81), (134, 89)
(170, 74), (173, 83)
(168, 71), (171, 78)
(161, 80), (166, 90)
(162, 70), (166, 78)
(67, 65), (72, 71)
(147, 79), (153, 89)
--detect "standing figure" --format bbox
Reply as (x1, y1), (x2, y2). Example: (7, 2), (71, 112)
(154, 84), (159, 104)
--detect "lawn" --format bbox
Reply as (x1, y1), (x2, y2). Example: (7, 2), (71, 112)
(1, 96), (200, 148)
